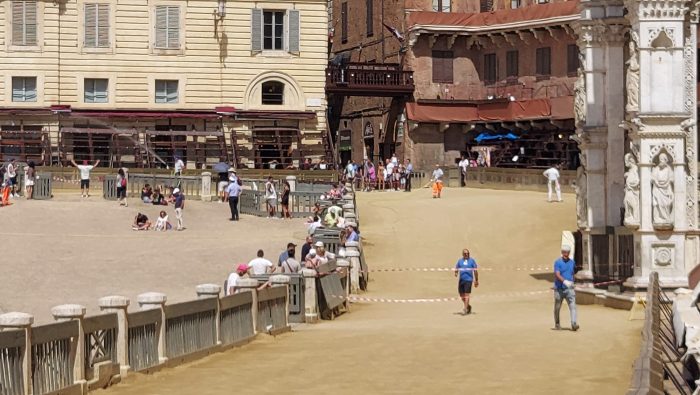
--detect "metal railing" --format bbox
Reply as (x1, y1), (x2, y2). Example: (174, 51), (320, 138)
(83, 313), (118, 380)
(326, 63), (415, 94)
(31, 320), (77, 395)
(239, 189), (324, 218)
(127, 309), (161, 372)
(164, 299), (217, 360)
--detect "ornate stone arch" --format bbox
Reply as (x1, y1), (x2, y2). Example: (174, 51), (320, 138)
(244, 71), (305, 110)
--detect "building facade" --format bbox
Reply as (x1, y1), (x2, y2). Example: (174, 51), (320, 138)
(328, 0), (580, 170)
(0, 0), (331, 169)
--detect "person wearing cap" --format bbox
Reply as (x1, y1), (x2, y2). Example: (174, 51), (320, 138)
(432, 164), (444, 198)
(170, 187), (185, 231)
(224, 175), (242, 221)
(553, 245), (578, 331)
(315, 241), (335, 265)
(225, 264), (250, 295)
(455, 249), (478, 315)
(305, 249), (320, 270)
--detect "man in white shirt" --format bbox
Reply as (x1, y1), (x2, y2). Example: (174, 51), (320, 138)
(385, 159), (395, 185)
(225, 264), (250, 296)
(543, 165), (562, 202)
(432, 164), (444, 198)
(264, 176), (277, 218)
(248, 249), (274, 275)
(174, 157), (185, 176)
(6, 159), (18, 197)
(458, 156), (469, 187)
(71, 159), (100, 198)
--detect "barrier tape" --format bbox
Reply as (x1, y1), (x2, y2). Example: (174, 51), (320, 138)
(345, 290), (551, 304)
(368, 266), (552, 273)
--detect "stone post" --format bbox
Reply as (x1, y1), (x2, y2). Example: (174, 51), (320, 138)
(285, 176), (297, 192)
(346, 250), (361, 293)
(137, 292), (167, 364)
(201, 172), (212, 202)
(301, 269), (319, 323)
(236, 279), (260, 333)
(269, 275), (291, 327)
(336, 259), (351, 308)
(98, 296), (130, 376)
(196, 284), (221, 345)
(0, 312), (34, 395)
(51, 304), (87, 385)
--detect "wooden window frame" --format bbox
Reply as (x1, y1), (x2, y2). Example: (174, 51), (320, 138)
(341, 2), (348, 44)
(506, 50), (519, 79)
(84, 78), (109, 103)
(11, 76), (37, 102)
(535, 47), (551, 79)
(154, 79), (179, 104)
(366, 0), (373, 37)
(483, 53), (498, 85)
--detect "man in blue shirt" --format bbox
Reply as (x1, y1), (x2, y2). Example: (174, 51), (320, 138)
(553, 245), (578, 331)
(454, 249), (479, 315)
(224, 180), (242, 221)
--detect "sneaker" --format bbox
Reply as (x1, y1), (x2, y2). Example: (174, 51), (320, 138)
(571, 323), (579, 332)
(553, 324), (561, 330)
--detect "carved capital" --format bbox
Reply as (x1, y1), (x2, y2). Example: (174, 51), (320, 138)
(576, 23), (608, 46)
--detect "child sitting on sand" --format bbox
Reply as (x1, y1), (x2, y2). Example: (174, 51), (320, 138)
(132, 213), (151, 230)
(154, 210), (172, 231)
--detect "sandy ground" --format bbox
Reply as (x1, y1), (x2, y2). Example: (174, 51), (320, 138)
(0, 193), (307, 323)
(97, 187), (642, 395)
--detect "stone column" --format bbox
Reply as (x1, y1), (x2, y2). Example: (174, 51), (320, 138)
(137, 292), (167, 364)
(285, 176), (297, 192)
(0, 312), (33, 395)
(51, 304), (87, 385)
(345, 250), (361, 293)
(98, 296), (130, 376)
(201, 172), (212, 201)
(269, 275), (291, 326)
(196, 284), (221, 345)
(236, 279), (260, 333)
(301, 269), (319, 323)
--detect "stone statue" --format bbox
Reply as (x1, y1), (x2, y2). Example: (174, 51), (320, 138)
(574, 68), (586, 126)
(626, 34), (640, 113)
(651, 152), (674, 228)
(575, 162), (588, 229)
(623, 152), (640, 227)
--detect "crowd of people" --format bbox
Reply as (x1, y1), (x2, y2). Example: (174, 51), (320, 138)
(340, 153), (415, 193)
(132, 183), (185, 231)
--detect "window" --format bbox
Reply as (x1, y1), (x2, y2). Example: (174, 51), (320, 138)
(12, 0), (37, 46)
(484, 53), (497, 84)
(535, 47), (551, 76)
(264, 11), (284, 50)
(155, 80), (179, 103)
(480, 0), (493, 12)
(567, 44), (579, 75)
(251, 9), (300, 53)
(432, 50), (453, 83)
(537, 0), (549, 3)
(12, 77), (37, 102)
(511, 0), (521, 8)
(84, 78), (108, 103)
(506, 50), (519, 78)
(84, 3), (110, 48)
(341, 3), (348, 43)
(432, 0), (451, 12)
(261, 81), (284, 105)
(154, 5), (180, 49)
(366, 0), (373, 37)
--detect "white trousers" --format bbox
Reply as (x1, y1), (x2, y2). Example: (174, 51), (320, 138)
(547, 180), (562, 202)
(175, 208), (183, 229)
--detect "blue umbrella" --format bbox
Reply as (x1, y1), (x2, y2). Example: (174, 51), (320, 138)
(213, 162), (231, 173)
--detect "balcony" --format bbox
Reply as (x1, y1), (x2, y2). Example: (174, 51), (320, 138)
(326, 63), (415, 97)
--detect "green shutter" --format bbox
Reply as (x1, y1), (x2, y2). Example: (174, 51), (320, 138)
(251, 8), (262, 53)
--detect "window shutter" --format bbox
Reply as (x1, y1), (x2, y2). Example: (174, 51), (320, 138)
(444, 52), (453, 83)
(167, 6), (179, 49)
(24, 1), (37, 45)
(341, 3), (348, 44)
(84, 4), (97, 47)
(251, 8), (262, 53)
(366, 0), (373, 37)
(97, 4), (110, 47)
(12, 1), (24, 45)
(288, 10), (300, 54)
(155, 6), (167, 48)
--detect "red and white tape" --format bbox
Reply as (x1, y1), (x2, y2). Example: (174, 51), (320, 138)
(369, 266), (553, 273)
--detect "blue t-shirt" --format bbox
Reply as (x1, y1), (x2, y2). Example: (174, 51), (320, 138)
(174, 193), (185, 209)
(456, 258), (477, 282)
(554, 257), (575, 289)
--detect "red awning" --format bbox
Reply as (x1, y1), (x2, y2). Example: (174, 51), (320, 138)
(406, 98), (570, 123)
(408, 1), (580, 30)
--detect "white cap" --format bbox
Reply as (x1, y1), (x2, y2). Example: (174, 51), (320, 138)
(173, 188), (180, 194)
(561, 245), (572, 252)
(314, 241), (324, 248)
(308, 249), (317, 257)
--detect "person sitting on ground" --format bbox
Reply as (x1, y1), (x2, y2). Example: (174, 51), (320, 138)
(305, 249), (321, 270)
(154, 210), (172, 231)
(132, 212), (152, 231)
(225, 264), (250, 295)
(141, 184), (153, 204)
(248, 249), (274, 275)
(151, 188), (167, 206)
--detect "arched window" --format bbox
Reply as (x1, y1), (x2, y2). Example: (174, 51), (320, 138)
(261, 81), (284, 105)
